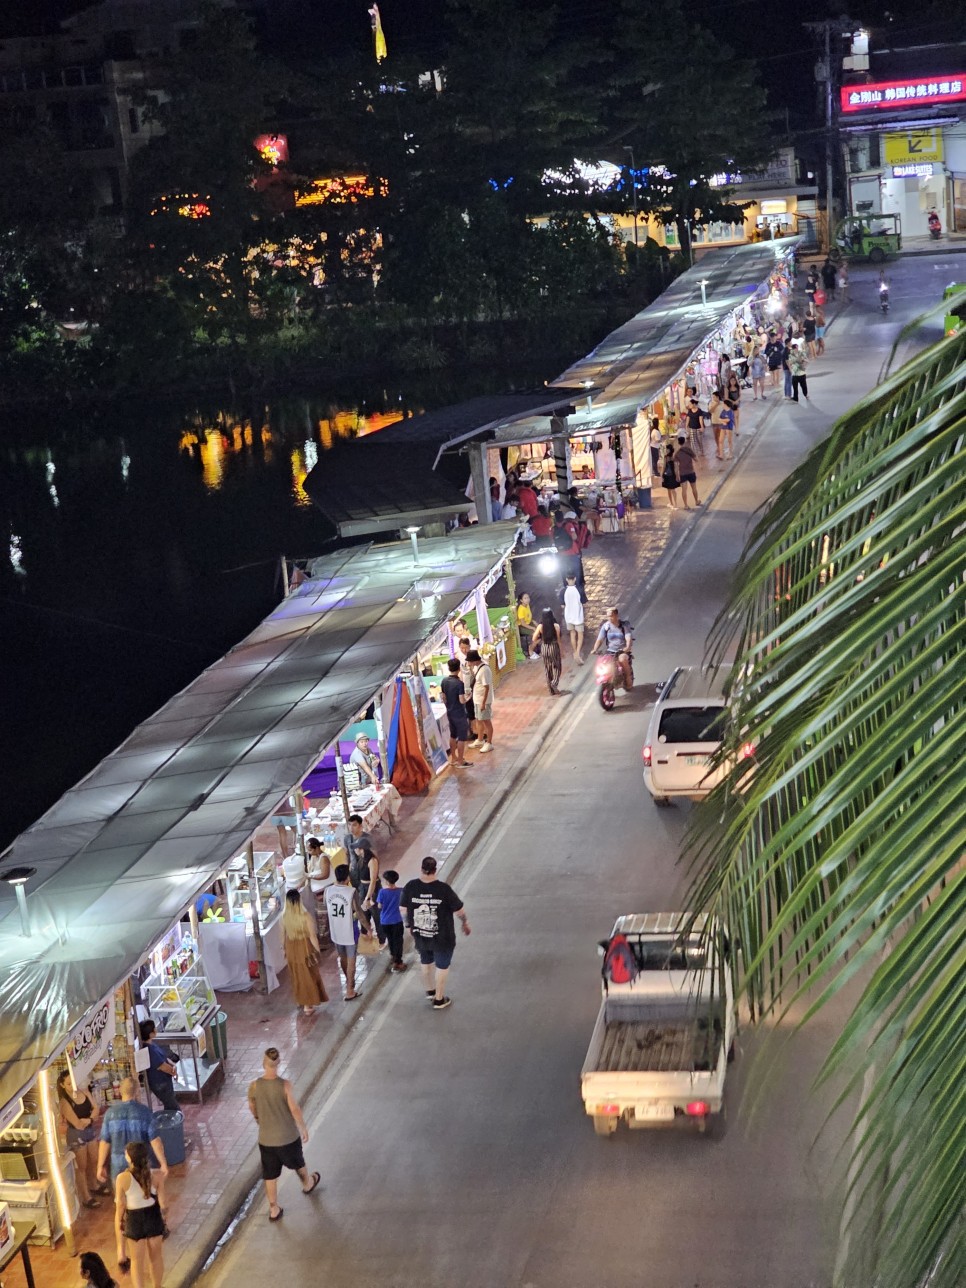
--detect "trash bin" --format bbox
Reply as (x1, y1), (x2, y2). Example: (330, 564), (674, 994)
(152, 1110), (186, 1167)
(636, 485), (652, 509)
(207, 1010), (228, 1061)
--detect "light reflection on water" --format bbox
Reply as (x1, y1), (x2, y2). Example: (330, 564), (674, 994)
(174, 406), (406, 500)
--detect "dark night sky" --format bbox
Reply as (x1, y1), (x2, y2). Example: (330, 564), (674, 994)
(3, 0), (962, 131)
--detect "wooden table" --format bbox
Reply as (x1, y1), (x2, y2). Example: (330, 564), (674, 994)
(0, 1221), (37, 1288)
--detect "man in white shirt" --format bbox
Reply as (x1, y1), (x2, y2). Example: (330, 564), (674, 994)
(466, 649), (494, 753)
(324, 865), (373, 1001)
(562, 573), (585, 665)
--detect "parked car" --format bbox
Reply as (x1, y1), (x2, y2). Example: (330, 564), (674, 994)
(642, 666), (753, 805)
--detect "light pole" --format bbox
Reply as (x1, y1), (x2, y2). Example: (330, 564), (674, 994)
(405, 525), (421, 564)
(622, 146), (639, 248)
(2, 866), (36, 936)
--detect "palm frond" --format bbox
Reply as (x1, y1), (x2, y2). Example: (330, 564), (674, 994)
(685, 320), (966, 1288)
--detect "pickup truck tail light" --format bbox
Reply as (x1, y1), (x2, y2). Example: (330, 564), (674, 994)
(685, 1101), (710, 1117)
(595, 1104), (620, 1116)
(642, 744), (652, 767)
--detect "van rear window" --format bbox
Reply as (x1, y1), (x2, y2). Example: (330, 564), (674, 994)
(658, 705), (727, 743)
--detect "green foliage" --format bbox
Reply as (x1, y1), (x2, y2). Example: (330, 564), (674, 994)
(685, 319), (966, 1288)
(604, 0), (776, 253)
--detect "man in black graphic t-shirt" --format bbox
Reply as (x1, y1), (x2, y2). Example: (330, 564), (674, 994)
(400, 857), (470, 1011)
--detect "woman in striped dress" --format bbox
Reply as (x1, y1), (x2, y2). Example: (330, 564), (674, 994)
(531, 608), (563, 695)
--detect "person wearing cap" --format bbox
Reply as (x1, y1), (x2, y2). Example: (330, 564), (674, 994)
(400, 857), (470, 1011)
(675, 434), (700, 509)
(349, 732), (381, 788)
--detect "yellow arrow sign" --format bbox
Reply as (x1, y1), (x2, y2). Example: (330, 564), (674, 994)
(883, 130), (943, 166)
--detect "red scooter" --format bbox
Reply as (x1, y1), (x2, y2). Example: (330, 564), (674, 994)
(928, 210), (942, 240)
(595, 651), (634, 710)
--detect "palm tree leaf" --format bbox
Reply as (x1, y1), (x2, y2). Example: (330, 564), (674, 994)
(684, 318), (966, 1288)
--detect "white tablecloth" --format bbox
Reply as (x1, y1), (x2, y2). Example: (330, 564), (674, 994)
(310, 783), (402, 835)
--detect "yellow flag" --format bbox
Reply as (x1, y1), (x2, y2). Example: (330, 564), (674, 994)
(369, 4), (387, 63)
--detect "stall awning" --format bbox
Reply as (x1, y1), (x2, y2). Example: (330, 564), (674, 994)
(443, 239), (801, 453)
(0, 523), (520, 1113)
(303, 391), (587, 535)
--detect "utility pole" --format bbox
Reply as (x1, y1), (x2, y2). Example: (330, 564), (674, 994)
(806, 17), (855, 251)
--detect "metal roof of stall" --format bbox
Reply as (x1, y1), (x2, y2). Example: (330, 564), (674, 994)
(303, 391), (588, 535)
(436, 239), (800, 451)
(0, 522), (520, 1113)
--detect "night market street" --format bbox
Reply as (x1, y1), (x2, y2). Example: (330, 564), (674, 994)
(188, 258), (961, 1288)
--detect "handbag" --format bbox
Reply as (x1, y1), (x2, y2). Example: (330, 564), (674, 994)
(357, 931), (381, 956)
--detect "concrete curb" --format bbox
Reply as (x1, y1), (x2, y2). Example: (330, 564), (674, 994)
(178, 381), (789, 1287)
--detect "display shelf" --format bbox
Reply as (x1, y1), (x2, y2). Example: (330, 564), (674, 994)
(142, 933), (217, 1037)
(225, 850), (283, 933)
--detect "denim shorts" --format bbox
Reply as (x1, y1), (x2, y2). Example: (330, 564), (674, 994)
(414, 940), (454, 970)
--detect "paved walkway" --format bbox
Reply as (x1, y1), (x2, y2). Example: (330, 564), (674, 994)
(3, 300), (840, 1288)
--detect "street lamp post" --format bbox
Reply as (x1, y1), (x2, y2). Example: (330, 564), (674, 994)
(622, 146), (639, 248)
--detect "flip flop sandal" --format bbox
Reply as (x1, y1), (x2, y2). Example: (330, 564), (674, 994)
(269, 1207), (284, 1222)
(303, 1172), (321, 1195)
(344, 992), (362, 1001)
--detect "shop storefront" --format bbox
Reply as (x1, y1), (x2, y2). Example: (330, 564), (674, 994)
(839, 54), (966, 236)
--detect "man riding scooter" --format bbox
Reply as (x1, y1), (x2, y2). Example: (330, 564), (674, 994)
(591, 607), (634, 708)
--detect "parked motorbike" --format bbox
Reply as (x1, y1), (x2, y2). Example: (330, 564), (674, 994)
(595, 651), (634, 710)
(928, 210), (942, 240)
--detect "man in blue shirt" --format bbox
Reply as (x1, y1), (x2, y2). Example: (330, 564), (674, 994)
(96, 1077), (168, 1184)
(139, 1020), (181, 1111)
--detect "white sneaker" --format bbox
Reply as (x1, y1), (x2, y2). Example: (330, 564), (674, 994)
(478, 742), (493, 753)
(467, 740), (483, 749)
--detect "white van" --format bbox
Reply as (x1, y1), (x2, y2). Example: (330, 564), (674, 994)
(642, 666), (751, 804)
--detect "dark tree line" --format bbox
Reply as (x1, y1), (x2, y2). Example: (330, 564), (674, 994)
(0, 0), (776, 398)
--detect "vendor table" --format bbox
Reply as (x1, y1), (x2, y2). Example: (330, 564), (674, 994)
(310, 784), (402, 837)
(0, 1221), (37, 1288)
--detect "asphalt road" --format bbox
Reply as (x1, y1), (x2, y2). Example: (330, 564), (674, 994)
(201, 254), (963, 1288)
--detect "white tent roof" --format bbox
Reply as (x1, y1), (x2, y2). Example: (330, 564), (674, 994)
(0, 523), (519, 1111)
(451, 239), (800, 448)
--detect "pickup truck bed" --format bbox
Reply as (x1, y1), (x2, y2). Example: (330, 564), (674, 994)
(588, 999), (725, 1074)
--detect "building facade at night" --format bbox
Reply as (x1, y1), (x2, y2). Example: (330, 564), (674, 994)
(0, 0), (215, 215)
(838, 31), (966, 236)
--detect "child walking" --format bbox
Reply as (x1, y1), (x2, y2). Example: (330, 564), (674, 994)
(377, 871), (408, 973)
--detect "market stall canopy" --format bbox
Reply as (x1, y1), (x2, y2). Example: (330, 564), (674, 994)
(0, 522), (520, 1115)
(303, 391), (587, 536)
(302, 443), (471, 538)
(442, 238), (801, 450)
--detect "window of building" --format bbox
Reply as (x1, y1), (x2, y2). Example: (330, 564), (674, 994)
(128, 105), (140, 134)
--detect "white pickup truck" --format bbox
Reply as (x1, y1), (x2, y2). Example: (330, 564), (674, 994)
(580, 912), (736, 1136)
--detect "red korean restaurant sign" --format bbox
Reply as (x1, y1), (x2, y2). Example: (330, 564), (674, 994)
(841, 75), (966, 113)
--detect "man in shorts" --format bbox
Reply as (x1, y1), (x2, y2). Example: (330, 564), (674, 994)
(248, 1047), (320, 1222)
(324, 864), (374, 1000)
(441, 657), (471, 767)
(467, 649), (494, 753)
(457, 636), (477, 743)
(400, 857), (471, 1011)
(562, 573), (585, 665)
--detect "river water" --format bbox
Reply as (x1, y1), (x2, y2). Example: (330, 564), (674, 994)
(0, 371), (537, 850)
